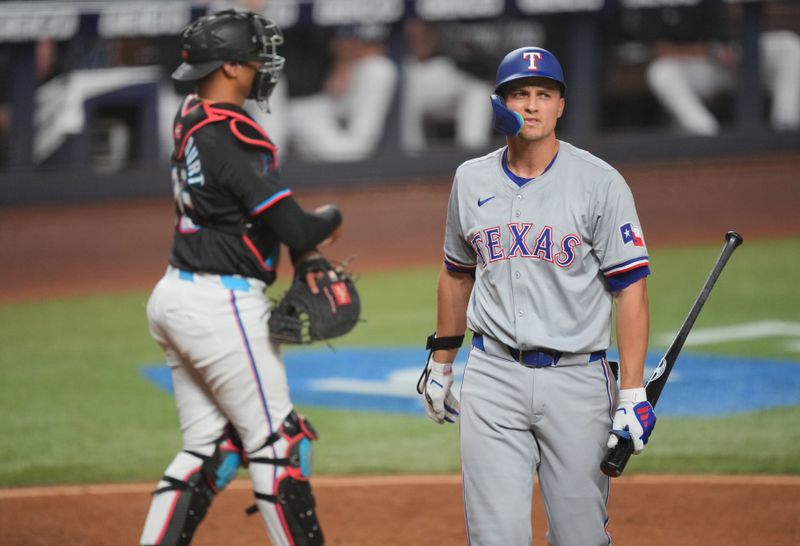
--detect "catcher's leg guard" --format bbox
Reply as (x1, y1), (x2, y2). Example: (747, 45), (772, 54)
(247, 411), (323, 546)
(140, 425), (244, 546)
(203, 423), (245, 492)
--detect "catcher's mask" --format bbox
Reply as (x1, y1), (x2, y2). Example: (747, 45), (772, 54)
(172, 9), (285, 110)
(491, 46), (565, 136)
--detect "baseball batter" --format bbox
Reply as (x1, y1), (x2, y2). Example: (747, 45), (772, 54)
(418, 47), (657, 545)
(139, 11), (340, 546)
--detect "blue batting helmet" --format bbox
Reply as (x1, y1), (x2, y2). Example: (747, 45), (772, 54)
(494, 46), (565, 95)
(491, 47), (565, 136)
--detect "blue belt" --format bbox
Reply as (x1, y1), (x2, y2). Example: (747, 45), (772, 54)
(472, 333), (604, 368)
(177, 269), (251, 292)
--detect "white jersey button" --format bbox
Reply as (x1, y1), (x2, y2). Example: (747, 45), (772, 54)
(518, 309), (525, 316)
(516, 195), (523, 200)
(515, 271), (521, 279)
(515, 210), (521, 217)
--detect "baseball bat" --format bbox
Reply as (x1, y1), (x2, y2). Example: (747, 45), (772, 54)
(600, 230), (744, 478)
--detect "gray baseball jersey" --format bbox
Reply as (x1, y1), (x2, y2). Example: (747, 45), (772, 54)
(443, 140), (649, 353)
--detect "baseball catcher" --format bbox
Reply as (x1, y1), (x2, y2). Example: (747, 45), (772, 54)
(269, 255), (360, 344)
(139, 10), (346, 546)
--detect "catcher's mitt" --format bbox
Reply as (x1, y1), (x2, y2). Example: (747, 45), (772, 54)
(268, 257), (360, 344)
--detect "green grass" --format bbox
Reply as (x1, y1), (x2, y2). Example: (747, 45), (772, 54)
(1, 236), (798, 486)
(300, 407), (460, 475)
(624, 406), (800, 475)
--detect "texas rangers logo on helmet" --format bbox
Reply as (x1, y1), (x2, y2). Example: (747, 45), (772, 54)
(523, 51), (543, 71)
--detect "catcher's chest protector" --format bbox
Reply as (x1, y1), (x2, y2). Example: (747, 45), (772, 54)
(172, 95), (278, 168)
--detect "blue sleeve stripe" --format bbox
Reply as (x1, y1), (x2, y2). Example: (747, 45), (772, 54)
(603, 256), (649, 277)
(252, 189), (292, 216)
(606, 266), (650, 292)
(444, 257), (475, 274)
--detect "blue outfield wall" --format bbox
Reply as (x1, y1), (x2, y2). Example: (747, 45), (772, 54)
(141, 347), (800, 418)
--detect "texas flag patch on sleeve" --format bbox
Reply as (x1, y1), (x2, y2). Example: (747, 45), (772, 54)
(620, 222), (645, 247)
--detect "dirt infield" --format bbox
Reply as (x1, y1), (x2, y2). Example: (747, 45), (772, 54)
(1, 152), (799, 544)
(1, 474), (799, 545)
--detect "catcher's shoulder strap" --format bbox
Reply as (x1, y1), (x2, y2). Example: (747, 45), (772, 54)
(172, 95), (277, 172)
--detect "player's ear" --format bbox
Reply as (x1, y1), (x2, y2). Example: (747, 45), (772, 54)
(557, 96), (565, 118)
(221, 61), (240, 78)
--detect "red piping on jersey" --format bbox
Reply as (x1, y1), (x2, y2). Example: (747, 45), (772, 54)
(443, 256), (476, 274)
(272, 473), (297, 545)
(175, 99), (279, 169)
(221, 107), (269, 138)
(252, 189), (292, 216)
(175, 101), (228, 160)
(603, 260), (649, 277)
(180, 95), (203, 117)
(227, 115), (279, 171)
(204, 106), (279, 171)
(242, 234), (276, 272)
(444, 254), (476, 269)
(599, 355), (614, 546)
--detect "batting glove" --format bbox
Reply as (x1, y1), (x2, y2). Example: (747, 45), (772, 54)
(420, 355), (460, 424)
(608, 387), (657, 454)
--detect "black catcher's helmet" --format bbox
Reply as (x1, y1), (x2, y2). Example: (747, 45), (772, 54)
(172, 9), (285, 107)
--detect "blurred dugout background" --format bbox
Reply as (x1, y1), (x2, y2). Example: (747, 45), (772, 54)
(0, 0), (798, 206)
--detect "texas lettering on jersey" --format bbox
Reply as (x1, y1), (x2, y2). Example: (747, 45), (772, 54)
(469, 223), (581, 269)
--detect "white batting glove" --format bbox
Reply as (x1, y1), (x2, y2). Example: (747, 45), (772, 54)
(608, 387), (657, 454)
(420, 355), (460, 424)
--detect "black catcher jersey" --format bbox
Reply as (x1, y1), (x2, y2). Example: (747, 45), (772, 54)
(168, 95), (287, 284)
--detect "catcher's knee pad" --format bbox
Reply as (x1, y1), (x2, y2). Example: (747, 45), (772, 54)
(143, 426), (244, 546)
(248, 411), (323, 545)
(203, 423), (245, 492)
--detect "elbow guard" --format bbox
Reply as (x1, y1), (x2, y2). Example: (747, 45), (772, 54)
(313, 204), (342, 229)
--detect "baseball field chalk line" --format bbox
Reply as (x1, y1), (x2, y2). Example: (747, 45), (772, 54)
(2, 474), (799, 499)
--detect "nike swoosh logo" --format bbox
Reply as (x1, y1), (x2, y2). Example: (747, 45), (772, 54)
(478, 196), (496, 207)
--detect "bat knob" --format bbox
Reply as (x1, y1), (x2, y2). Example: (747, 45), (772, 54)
(725, 231), (744, 247)
(600, 459), (623, 478)
(601, 438), (635, 478)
